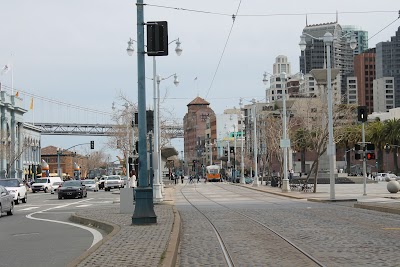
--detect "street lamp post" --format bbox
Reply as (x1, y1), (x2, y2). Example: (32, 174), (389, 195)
(130, 0), (156, 224)
(252, 98), (259, 186)
(154, 73), (179, 202)
(233, 124), (237, 183)
(299, 31), (357, 200)
(57, 147), (62, 177)
(280, 72), (291, 192)
(239, 98), (245, 184)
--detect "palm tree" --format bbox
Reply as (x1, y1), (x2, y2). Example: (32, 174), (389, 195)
(383, 119), (400, 174)
(366, 119), (385, 173)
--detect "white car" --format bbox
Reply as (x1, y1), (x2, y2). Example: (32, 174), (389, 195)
(0, 178), (27, 205)
(50, 181), (63, 194)
(81, 179), (99, 192)
(375, 173), (397, 182)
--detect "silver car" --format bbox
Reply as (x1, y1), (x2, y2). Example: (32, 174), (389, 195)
(0, 185), (14, 217)
(81, 179), (99, 192)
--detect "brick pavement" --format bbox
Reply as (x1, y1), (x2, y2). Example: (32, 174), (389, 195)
(68, 192), (177, 267)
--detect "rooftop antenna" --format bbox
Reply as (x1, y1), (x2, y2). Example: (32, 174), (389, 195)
(336, 10), (338, 23)
(306, 14), (308, 26)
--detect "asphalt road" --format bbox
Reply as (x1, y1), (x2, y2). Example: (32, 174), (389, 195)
(0, 189), (119, 267)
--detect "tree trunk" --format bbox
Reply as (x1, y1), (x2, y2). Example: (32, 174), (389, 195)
(313, 159), (319, 193)
(301, 148), (306, 174)
(377, 145), (384, 173)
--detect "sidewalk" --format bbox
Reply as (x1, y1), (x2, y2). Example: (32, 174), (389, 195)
(68, 186), (180, 267)
(236, 181), (400, 214)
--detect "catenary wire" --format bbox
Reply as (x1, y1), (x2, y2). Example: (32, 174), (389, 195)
(204, 0), (243, 99)
(368, 16), (400, 41)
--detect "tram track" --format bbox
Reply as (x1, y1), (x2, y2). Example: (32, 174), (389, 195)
(179, 182), (325, 267)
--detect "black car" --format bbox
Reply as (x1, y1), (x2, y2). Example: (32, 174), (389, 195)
(58, 180), (87, 199)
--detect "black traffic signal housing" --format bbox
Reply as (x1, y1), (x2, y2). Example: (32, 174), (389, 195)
(366, 153), (376, 160)
(230, 147), (235, 154)
(147, 21), (168, 56)
(224, 149), (228, 157)
(366, 143), (375, 151)
(355, 153), (362, 160)
(357, 106), (368, 122)
(90, 141), (94, 149)
(146, 110), (154, 133)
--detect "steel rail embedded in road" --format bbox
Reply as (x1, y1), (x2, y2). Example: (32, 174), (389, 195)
(184, 182), (326, 267)
(179, 183), (236, 267)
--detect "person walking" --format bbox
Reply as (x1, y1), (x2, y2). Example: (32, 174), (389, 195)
(181, 174), (184, 184)
(129, 170), (137, 188)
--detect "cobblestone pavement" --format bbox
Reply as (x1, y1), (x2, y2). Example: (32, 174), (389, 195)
(175, 182), (400, 267)
(75, 204), (174, 267)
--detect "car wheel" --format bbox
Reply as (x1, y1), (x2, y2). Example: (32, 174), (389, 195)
(44, 187), (48, 193)
(7, 202), (14, 216)
(58, 195), (62, 200)
(14, 195), (20, 205)
(22, 194), (27, 203)
(32, 190), (36, 193)
(0, 204), (2, 218)
(84, 192), (87, 198)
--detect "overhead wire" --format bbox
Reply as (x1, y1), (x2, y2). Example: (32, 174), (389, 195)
(204, 0), (243, 99)
(144, 3), (398, 18)
(368, 16), (400, 41)
(1, 85), (112, 116)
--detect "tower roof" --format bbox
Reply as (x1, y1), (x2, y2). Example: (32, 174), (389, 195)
(187, 96), (210, 106)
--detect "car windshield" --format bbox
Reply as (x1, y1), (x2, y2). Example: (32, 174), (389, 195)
(36, 178), (48, 183)
(107, 176), (120, 180)
(63, 181), (81, 187)
(82, 180), (95, 184)
(0, 179), (19, 187)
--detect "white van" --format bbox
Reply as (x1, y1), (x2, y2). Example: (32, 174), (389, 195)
(32, 177), (63, 193)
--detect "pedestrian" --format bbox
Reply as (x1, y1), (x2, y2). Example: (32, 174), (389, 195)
(173, 173), (177, 184)
(197, 174), (200, 183)
(289, 169), (294, 181)
(189, 175), (193, 184)
(181, 174), (184, 184)
(129, 170), (137, 188)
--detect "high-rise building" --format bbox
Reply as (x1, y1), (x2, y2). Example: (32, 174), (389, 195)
(342, 25), (369, 55)
(375, 26), (400, 108)
(266, 56), (291, 103)
(299, 22), (357, 103)
(373, 78), (395, 112)
(352, 48), (376, 112)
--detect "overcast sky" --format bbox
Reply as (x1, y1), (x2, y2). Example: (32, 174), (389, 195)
(0, 0), (399, 158)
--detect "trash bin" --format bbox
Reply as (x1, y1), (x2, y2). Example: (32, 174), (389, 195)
(271, 176), (278, 187)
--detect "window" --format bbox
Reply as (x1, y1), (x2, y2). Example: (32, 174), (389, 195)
(276, 84), (281, 88)
(309, 82), (314, 86)
(386, 80), (393, 83)
(386, 85), (393, 88)
(348, 79), (356, 84)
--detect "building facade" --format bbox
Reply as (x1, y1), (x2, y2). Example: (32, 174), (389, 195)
(342, 25), (369, 55)
(299, 22), (357, 103)
(0, 89), (28, 179)
(375, 26), (400, 108)
(373, 77), (395, 112)
(183, 97), (215, 174)
(22, 123), (41, 181)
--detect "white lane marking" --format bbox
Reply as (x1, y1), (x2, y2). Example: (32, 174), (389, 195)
(76, 204), (92, 208)
(19, 207), (40, 211)
(26, 198), (102, 248)
(13, 233), (40, 237)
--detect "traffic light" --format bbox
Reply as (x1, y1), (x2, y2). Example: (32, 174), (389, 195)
(355, 153), (362, 160)
(224, 149), (228, 157)
(354, 144), (361, 151)
(366, 153), (376, 160)
(366, 143), (375, 151)
(230, 147), (235, 154)
(90, 141), (94, 149)
(146, 110), (154, 133)
(357, 106), (368, 122)
(147, 21), (168, 56)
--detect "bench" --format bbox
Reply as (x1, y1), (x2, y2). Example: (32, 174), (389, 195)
(290, 178), (314, 192)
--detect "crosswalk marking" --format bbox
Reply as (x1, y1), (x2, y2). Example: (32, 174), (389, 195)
(75, 204), (92, 208)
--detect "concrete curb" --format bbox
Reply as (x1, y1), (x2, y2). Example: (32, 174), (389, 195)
(354, 203), (400, 215)
(235, 184), (306, 200)
(66, 213), (121, 267)
(160, 205), (181, 267)
(307, 198), (358, 203)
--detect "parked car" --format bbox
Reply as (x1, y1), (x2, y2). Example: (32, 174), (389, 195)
(104, 175), (123, 191)
(58, 180), (87, 199)
(121, 176), (128, 187)
(81, 179), (99, 192)
(98, 176), (107, 190)
(0, 185), (14, 217)
(0, 178), (27, 204)
(375, 173), (397, 182)
(32, 177), (62, 193)
(50, 181), (63, 194)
